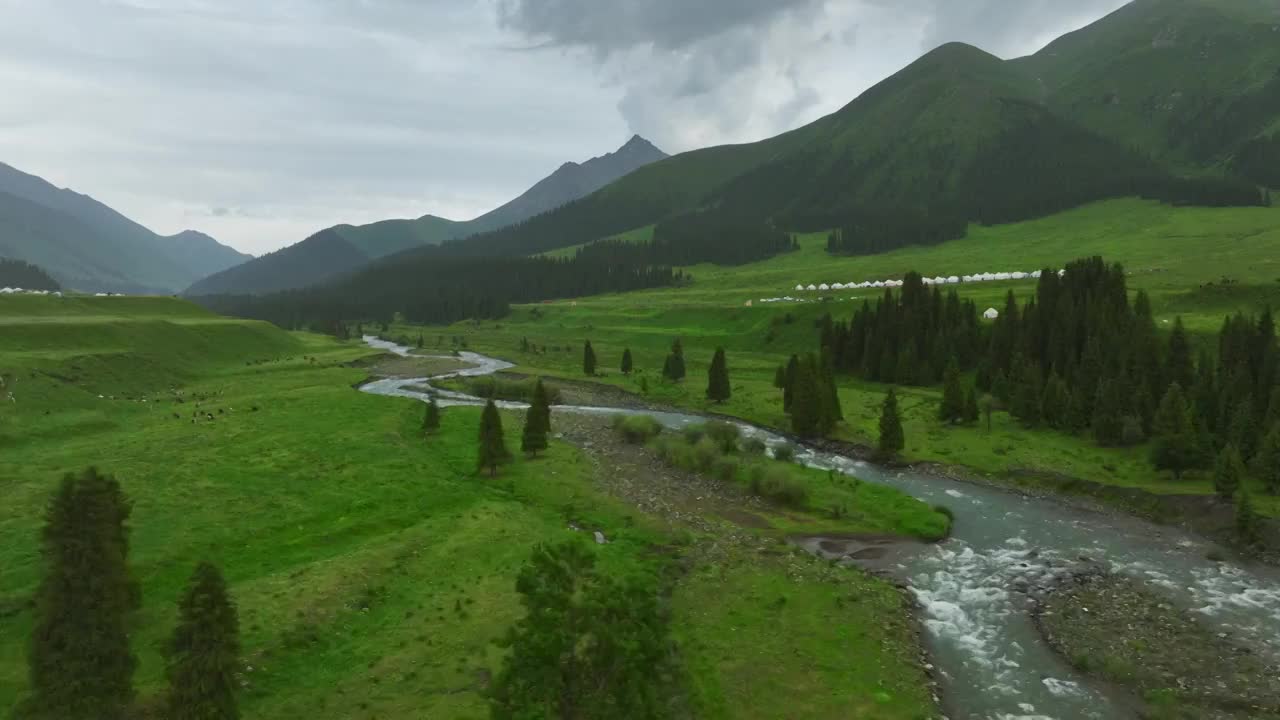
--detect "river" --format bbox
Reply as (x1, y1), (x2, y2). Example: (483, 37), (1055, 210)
(359, 337), (1280, 720)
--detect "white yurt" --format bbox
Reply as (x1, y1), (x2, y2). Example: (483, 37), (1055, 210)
(1058, 269), (1066, 277)
(946, 276), (960, 284)
(1011, 271), (1026, 280)
(818, 283), (830, 291)
(983, 307), (1000, 320)
(795, 284), (805, 292)
(832, 283), (845, 290)
(807, 284), (818, 291)
(872, 280), (885, 288)
(1031, 270), (1043, 279)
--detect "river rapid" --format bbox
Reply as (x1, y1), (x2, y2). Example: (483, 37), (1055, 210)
(359, 337), (1280, 720)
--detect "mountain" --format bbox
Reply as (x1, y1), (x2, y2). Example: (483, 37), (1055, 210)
(406, 0), (1278, 263)
(185, 135), (669, 296)
(1015, 0), (1280, 175)
(0, 162), (249, 293)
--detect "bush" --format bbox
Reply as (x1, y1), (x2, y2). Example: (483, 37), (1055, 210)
(773, 444), (796, 462)
(682, 424), (706, 445)
(692, 438), (721, 472)
(713, 457), (740, 482)
(741, 438), (768, 456)
(613, 415), (663, 444)
(747, 464), (808, 508)
(704, 421), (740, 453)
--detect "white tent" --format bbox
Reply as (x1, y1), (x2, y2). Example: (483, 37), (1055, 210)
(872, 281), (885, 288)
(795, 284), (805, 291)
(1057, 269), (1066, 277)
(983, 307), (1000, 320)
(1031, 270), (1043, 279)
(818, 283), (831, 291)
(962, 275), (974, 283)
(832, 283), (845, 290)
(887, 279), (902, 288)
(0, 288), (13, 294)
(946, 276), (960, 284)
(1011, 271), (1026, 280)
(807, 284), (818, 291)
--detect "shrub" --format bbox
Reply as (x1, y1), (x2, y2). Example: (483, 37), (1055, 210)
(741, 438), (768, 456)
(692, 438), (721, 472)
(682, 424), (706, 445)
(704, 421), (740, 453)
(613, 415), (663, 444)
(748, 465), (808, 508)
(713, 457), (739, 482)
(772, 444), (796, 462)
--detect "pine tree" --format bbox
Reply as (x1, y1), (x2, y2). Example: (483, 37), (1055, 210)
(964, 387), (980, 424)
(620, 348), (633, 375)
(1012, 361), (1044, 427)
(1166, 316), (1194, 392)
(1236, 486), (1260, 545)
(782, 354), (800, 412)
(789, 358), (822, 437)
(521, 380), (550, 457)
(1255, 423), (1280, 495)
(938, 357), (965, 423)
(583, 341), (597, 376)
(773, 365), (786, 390)
(422, 397), (441, 435)
(981, 394), (994, 433)
(22, 468), (137, 720)
(477, 399), (511, 476)
(818, 346), (843, 427)
(1040, 371), (1069, 429)
(1227, 398), (1259, 460)
(1213, 444), (1245, 500)
(661, 355), (674, 382)
(878, 388), (905, 460)
(706, 348), (731, 403)
(670, 339), (686, 381)
(166, 562), (240, 720)
(1092, 378), (1126, 447)
(1151, 384), (1203, 479)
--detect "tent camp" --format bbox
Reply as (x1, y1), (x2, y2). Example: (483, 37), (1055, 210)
(983, 308), (1000, 320)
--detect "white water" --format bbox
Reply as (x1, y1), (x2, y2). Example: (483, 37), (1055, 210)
(359, 338), (1280, 719)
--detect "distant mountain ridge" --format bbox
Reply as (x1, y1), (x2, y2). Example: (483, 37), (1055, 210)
(0, 161), (249, 293)
(184, 135), (668, 296)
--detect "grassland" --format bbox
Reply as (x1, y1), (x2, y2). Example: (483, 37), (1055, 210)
(0, 295), (939, 719)
(409, 199), (1280, 520)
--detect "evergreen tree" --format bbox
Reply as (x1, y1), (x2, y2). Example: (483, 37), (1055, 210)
(818, 346), (843, 427)
(662, 339), (686, 382)
(706, 348), (731, 403)
(1151, 384), (1203, 479)
(477, 399), (511, 476)
(878, 388), (905, 460)
(1092, 378), (1127, 447)
(1236, 486), (1260, 545)
(1166, 316), (1195, 392)
(773, 365), (786, 390)
(964, 387), (980, 424)
(489, 540), (672, 719)
(1040, 371), (1069, 429)
(620, 348), (633, 376)
(521, 380), (551, 457)
(423, 397), (441, 435)
(938, 358), (965, 423)
(166, 562), (240, 720)
(782, 354), (800, 412)
(1255, 423), (1280, 495)
(21, 468), (137, 720)
(789, 357), (822, 437)
(981, 394), (994, 433)
(583, 341), (597, 376)
(661, 355), (674, 382)
(1213, 444), (1245, 500)
(1011, 361), (1044, 427)
(1227, 398), (1259, 460)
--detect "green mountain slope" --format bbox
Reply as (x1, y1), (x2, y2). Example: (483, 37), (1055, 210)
(1016, 0), (1280, 172)
(188, 136), (669, 296)
(0, 162), (249, 293)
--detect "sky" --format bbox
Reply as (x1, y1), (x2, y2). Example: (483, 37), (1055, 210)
(0, 0), (1129, 256)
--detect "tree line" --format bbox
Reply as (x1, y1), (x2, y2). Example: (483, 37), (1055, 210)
(197, 253), (680, 330)
(0, 259), (60, 291)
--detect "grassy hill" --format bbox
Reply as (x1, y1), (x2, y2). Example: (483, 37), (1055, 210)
(1017, 0), (1280, 173)
(0, 296), (945, 718)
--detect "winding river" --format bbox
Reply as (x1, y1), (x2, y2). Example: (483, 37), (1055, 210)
(359, 337), (1280, 720)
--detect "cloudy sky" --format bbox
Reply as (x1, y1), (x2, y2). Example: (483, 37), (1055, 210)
(0, 0), (1128, 255)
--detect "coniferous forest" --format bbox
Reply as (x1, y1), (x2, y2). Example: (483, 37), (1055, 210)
(0, 259), (60, 291)
(820, 256), (1280, 481)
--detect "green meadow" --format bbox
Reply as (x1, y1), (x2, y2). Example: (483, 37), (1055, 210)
(419, 199), (1280, 517)
(0, 295), (939, 719)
